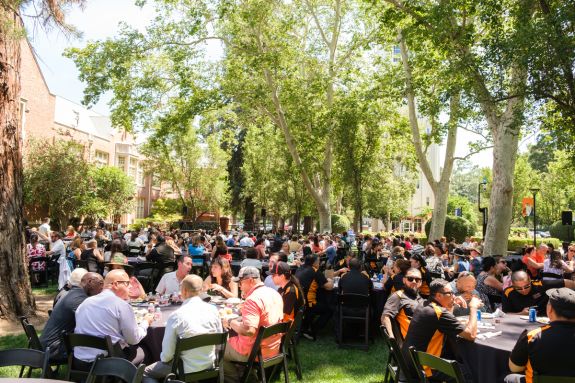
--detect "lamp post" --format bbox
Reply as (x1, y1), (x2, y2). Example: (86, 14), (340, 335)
(530, 188), (540, 248)
(478, 179), (488, 238)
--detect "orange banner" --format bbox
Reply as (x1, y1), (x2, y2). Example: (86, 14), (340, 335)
(522, 197), (534, 217)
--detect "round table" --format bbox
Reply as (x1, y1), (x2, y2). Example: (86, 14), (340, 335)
(139, 304), (179, 364)
(457, 315), (541, 383)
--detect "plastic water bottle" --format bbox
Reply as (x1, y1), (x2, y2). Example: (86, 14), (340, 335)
(288, 252), (295, 264)
(148, 303), (155, 314)
(154, 307), (162, 322)
(476, 310), (482, 322)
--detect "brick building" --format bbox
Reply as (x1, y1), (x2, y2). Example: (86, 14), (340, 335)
(20, 39), (161, 226)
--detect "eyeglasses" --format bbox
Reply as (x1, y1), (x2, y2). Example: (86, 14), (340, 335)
(406, 276), (422, 283)
(513, 283), (531, 291)
(114, 280), (130, 287)
(438, 291), (454, 296)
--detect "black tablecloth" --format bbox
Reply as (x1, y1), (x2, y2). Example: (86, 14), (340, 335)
(457, 315), (541, 383)
(139, 305), (179, 364)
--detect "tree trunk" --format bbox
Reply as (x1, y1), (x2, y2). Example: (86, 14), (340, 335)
(429, 180), (450, 241)
(0, 13), (35, 319)
(483, 123), (521, 255)
(317, 207), (330, 233)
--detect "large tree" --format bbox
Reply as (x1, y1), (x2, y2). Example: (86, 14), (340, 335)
(0, 0), (82, 319)
(378, 0), (532, 255)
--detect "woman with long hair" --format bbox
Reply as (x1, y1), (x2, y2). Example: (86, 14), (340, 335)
(271, 261), (305, 322)
(254, 238), (266, 259)
(543, 250), (573, 280)
(203, 257), (238, 298)
(211, 235), (228, 259)
(476, 256), (509, 299)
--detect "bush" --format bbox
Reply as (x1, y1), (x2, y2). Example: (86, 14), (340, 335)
(506, 237), (561, 253)
(424, 216), (477, 243)
(548, 221), (575, 242)
(331, 214), (351, 234)
(509, 227), (530, 238)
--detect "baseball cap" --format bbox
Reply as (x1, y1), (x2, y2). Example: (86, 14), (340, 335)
(270, 261), (291, 277)
(546, 288), (575, 316)
(232, 266), (260, 282)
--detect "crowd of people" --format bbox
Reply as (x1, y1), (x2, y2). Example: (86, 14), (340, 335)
(23, 219), (575, 382)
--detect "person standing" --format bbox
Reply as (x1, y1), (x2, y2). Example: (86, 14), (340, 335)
(38, 217), (51, 242)
(45, 231), (69, 289)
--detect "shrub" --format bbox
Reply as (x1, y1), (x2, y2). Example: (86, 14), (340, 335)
(506, 237), (561, 253)
(548, 221), (575, 242)
(424, 216), (477, 242)
(331, 214), (351, 234)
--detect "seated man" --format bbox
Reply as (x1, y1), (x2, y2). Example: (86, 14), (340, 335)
(505, 288), (575, 383)
(339, 257), (372, 296)
(381, 267), (424, 343)
(449, 272), (491, 316)
(40, 271), (103, 360)
(143, 275), (223, 383)
(74, 269), (153, 367)
(263, 253), (280, 290)
(155, 254), (193, 296)
(502, 270), (575, 315)
(295, 253), (334, 340)
(147, 235), (175, 264)
(223, 267), (283, 383)
(402, 279), (481, 381)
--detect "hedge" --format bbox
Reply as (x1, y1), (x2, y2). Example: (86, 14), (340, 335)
(506, 237), (561, 253)
(424, 216), (477, 242)
(548, 221), (575, 242)
(331, 214), (351, 234)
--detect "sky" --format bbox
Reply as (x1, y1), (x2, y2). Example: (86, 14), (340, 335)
(24, 0), (524, 169)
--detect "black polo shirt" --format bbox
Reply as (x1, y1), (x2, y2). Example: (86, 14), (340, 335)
(278, 281), (305, 322)
(384, 273), (405, 293)
(502, 279), (564, 315)
(295, 265), (327, 307)
(402, 300), (465, 377)
(382, 289), (423, 340)
(147, 243), (175, 264)
(339, 269), (373, 296)
(509, 321), (575, 383)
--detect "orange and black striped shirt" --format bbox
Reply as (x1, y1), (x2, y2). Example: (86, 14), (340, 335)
(278, 281), (305, 322)
(382, 289), (423, 341)
(510, 321), (575, 383)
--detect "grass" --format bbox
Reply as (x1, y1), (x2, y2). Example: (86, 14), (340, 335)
(32, 285), (59, 296)
(0, 331), (388, 382)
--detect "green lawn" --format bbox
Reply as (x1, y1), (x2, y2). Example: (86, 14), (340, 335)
(0, 332), (388, 382)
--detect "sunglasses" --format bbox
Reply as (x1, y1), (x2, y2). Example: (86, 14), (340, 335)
(406, 276), (422, 283)
(513, 283), (531, 291)
(438, 291), (454, 296)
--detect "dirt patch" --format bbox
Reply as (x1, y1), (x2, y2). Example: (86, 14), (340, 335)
(0, 294), (53, 335)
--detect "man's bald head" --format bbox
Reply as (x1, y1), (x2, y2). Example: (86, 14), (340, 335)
(511, 270), (530, 283)
(105, 269), (129, 286)
(81, 272), (104, 296)
(104, 269), (131, 300)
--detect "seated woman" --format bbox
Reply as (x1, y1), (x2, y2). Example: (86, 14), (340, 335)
(476, 256), (509, 309)
(27, 233), (46, 283)
(80, 239), (104, 272)
(383, 259), (411, 293)
(203, 257), (238, 299)
(543, 250), (574, 280)
(107, 254), (146, 300)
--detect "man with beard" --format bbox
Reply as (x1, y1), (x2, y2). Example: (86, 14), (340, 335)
(381, 268), (424, 344)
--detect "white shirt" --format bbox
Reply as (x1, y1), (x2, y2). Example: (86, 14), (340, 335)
(74, 289), (148, 361)
(156, 271), (182, 296)
(161, 296), (223, 372)
(239, 237), (254, 247)
(50, 239), (66, 260)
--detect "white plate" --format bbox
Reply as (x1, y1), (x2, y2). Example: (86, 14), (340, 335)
(226, 298), (241, 304)
(223, 313), (239, 320)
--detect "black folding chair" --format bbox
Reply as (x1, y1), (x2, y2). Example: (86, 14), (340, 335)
(337, 293), (370, 350)
(285, 308), (305, 380)
(170, 332), (228, 383)
(408, 346), (466, 383)
(19, 316), (66, 376)
(63, 332), (118, 381)
(86, 354), (145, 383)
(233, 321), (292, 383)
(0, 348), (50, 378)
(164, 373), (185, 383)
(380, 326), (418, 383)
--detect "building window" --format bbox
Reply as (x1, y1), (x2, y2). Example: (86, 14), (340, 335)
(94, 150), (109, 167)
(414, 218), (422, 232)
(117, 156), (126, 171)
(393, 45), (401, 55)
(136, 198), (145, 219)
(128, 158), (137, 179)
(426, 197), (430, 206)
(136, 162), (144, 186)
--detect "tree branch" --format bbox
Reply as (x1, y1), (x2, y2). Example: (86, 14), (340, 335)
(453, 145), (494, 161)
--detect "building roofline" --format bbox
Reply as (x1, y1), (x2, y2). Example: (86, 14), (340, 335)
(24, 38), (56, 98)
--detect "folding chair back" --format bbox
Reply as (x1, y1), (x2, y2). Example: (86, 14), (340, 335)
(19, 316), (43, 350)
(338, 293), (370, 350)
(171, 332), (228, 383)
(63, 332), (117, 381)
(286, 308), (305, 380)
(380, 326), (418, 383)
(86, 355), (145, 383)
(408, 346), (466, 383)
(239, 321), (292, 383)
(0, 348), (50, 378)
